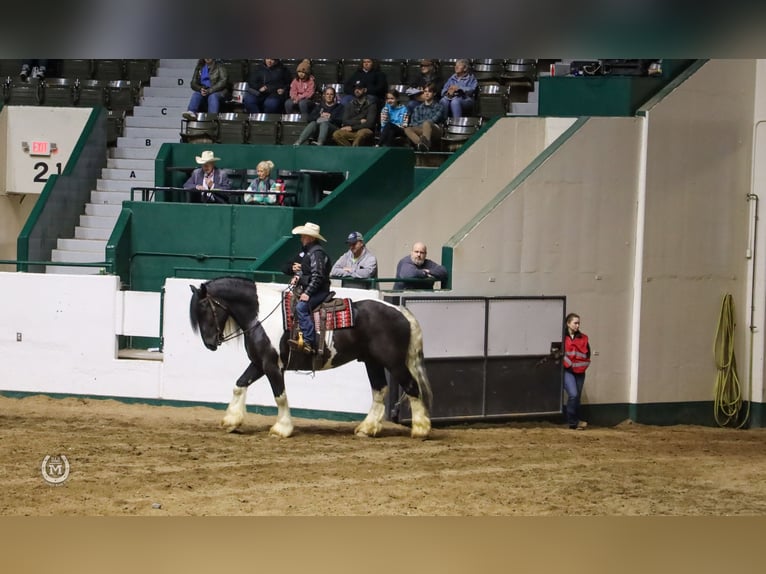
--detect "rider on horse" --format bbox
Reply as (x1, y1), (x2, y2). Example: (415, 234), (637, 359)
(288, 222), (332, 355)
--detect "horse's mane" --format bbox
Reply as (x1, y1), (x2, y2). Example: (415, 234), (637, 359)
(189, 276), (260, 334)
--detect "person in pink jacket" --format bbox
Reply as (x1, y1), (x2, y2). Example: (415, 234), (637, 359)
(285, 59), (316, 116)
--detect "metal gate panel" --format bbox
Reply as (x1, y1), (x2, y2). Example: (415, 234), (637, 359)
(405, 299), (485, 358)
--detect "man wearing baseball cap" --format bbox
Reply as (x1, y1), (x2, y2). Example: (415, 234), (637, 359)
(330, 231), (378, 284)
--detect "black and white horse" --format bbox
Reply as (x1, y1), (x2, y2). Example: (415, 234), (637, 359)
(189, 277), (432, 438)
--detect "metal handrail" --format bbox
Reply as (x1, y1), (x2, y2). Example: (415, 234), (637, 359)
(0, 259), (113, 271)
(130, 186), (296, 203)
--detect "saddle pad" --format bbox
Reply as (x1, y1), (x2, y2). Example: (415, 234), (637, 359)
(282, 291), (355, 332)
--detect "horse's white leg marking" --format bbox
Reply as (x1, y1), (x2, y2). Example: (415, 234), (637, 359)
(355, 387), (388, 437)
(408, 397), (431, 439)
(269, 392), (294, 438)
(221, 386), (247, 432)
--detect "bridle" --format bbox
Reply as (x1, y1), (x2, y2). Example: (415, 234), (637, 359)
(201, 290), (285, 346)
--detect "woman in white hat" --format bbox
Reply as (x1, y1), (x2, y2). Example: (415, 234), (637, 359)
(287, 222), (332, 355)
(183, 150), (232, 204)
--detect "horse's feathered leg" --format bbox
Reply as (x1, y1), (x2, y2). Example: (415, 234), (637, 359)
(261, 344), (293, 438)
(222, 362), (263, 432)
(355, 362), (389, 437)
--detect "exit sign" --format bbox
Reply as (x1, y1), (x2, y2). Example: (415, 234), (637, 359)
(30, 141), (51, 156)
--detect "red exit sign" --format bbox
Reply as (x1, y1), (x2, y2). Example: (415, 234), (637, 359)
(30, 141), (51, 156)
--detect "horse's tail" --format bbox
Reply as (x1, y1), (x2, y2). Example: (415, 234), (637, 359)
(398, 306), (433, 412)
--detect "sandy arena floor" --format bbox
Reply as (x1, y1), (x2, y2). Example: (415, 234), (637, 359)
(1, 394), (765, 516)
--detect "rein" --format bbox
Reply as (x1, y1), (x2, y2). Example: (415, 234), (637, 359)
(204, 288), (286, 345)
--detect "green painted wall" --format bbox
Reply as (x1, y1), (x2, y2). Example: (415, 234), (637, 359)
(109, 145), (415, 291)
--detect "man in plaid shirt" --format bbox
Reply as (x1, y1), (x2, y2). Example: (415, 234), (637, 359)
(404, 83), (445, 151)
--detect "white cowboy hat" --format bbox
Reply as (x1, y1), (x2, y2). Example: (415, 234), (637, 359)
(291, 221), (326, 242)
(195, 150), (221, 164)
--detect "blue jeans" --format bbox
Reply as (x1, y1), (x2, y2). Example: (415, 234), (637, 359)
(243, 92), (284, 113)
(440, 95), (474, 118)
(188, 91), (225, 113)
(295, 291), (328, 347)
(563, 370), (586, 427)
(296, 120), (337, 145)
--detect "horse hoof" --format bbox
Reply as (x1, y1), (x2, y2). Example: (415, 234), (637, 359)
(410, 422), (431, 440)
(354, 422), (382, 437)
(221, 415), (243, 433)
(269, 423), (294, 438)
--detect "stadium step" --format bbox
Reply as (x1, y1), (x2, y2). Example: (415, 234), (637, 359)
(56, 238), (107, 253)
(133, 105), (187, 118)
(106, 158), (154, 170)
(80, 214), (118, 229)
(509, 102), (539, 115)
(90, 190), (132, 204)
(150, 76), (191, 88)
(116, 136), (180, 149)
(51, 249), (106, 263)
(75, 226), (113, 240)
(142, 86), (193, 98)
(123, 126), (182, 140)
(97, 179), (152, 192)
(125, 115), (181, 129)
(110, 147), (159, 160)
(101, 168), (154, 180)
(158, 59), (198, 69)
(45, 264), (102, 275)
(85, 203), (123, 217)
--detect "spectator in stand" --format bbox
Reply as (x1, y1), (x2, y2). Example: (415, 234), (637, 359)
(332, 81), (376, 147)
(377, 89), (409, 147)
(285, 59), (316, 115)
(406, 59), (442, 115)
(183, 59), (229, 120)
(393, 242), (448, 290)
(19, 59), (49, 81)
(342, 58), (387, 107)
(244, 58), (291, 114)
(440, 59), (478, 118)
(330, 231), (378, 282)
(403, 83), (445, 151)
(244, 160), (277, 205)
(294, 86), (344, 146)
(183, 150), (232, 204)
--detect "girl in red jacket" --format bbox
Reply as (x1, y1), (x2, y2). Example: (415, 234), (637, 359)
(563, 313), (591, 430)
(285, 59), (316, 115)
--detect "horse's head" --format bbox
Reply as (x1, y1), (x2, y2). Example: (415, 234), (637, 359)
(190, 283), (230, 351)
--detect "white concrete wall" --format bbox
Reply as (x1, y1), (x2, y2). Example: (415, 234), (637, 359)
(369, 117), (555, 281)
(637, 59), (755, 403)
(0, 272), (384, 416)
(2, 106), (91, 195)
(448, 117), (642, 405)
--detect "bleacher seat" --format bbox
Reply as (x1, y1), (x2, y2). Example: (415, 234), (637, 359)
(93, 59), (125, 81)
(246, 113), (280, 145)
(441, 116), (483, 152)
(59, 59), (93, 81)
(281, 59), (300, 78)
(181, 113), (219, 143)
(75, 79), (107, 107)
(473, 59), (505, 81)
(504, 59), (537, 80)
(218, 112), (248, 144)
(6, 78), (43, 105)
(221, 59), (246, 84)
(477, 83), (508, 118)
(44, 78), (75, 106)
(311, 60), (340, 86)
(378, 59), (406, 85)
(279, 114), (308, 145)
(230, 82), (248, 107)
(125, 59), (155, 84)
(321, 83), (344, 97)
(106, 80), (136, 112)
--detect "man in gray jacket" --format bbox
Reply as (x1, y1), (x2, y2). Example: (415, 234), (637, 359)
(331, 232), (378, 285)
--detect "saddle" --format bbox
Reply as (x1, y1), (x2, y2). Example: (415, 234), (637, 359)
(282, 290), (355, 357)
